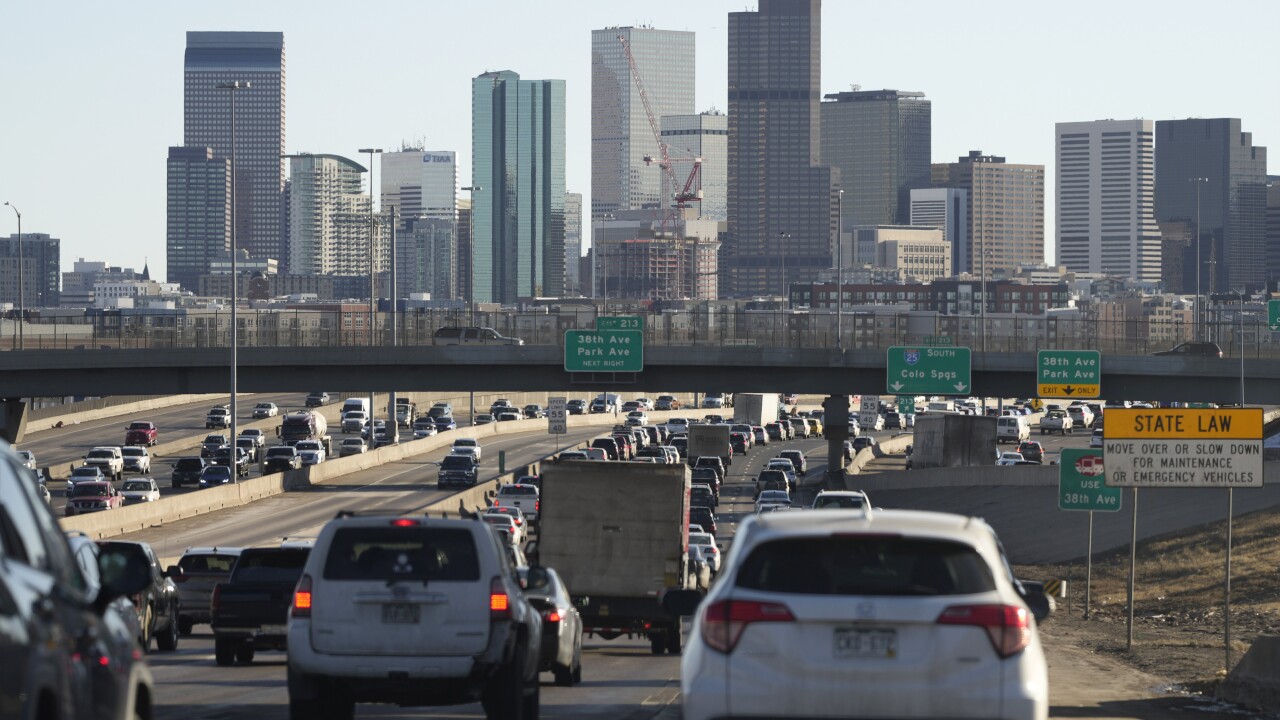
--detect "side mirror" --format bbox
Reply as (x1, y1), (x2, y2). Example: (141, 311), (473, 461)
(662, 588), (703, 617)
(95, 546), (152, 613)
(1015, 578), (1053, 623)
(164, 565), (184, 580)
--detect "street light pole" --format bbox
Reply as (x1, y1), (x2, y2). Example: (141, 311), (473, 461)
(360, 148), (384, 440)
(778, 232), (790, 306)
(1191, 177), (1209, 341)
(217, 80), (249, 453)
(836, 190), (843, 350)
(3, 202), (21, 350)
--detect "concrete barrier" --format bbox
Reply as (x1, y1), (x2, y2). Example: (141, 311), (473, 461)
(27, 393), (230, 434)
(1219, 635), (1280, 712)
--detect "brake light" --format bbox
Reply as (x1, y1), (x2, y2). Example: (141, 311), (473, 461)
(936, 603), (1030, 658)
(547, 610), (562, 623)
(535, 500), (540, 513)
(391, 518), (419, 527)
(701, 599), (795, 653)
(490, 578), (510, 619)
(292, 574), (313, 618)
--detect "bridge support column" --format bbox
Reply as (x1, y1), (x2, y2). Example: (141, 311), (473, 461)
(0, 398), (27, 444)
(822, 395), (850, 489)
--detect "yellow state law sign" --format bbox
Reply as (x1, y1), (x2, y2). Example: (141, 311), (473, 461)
(1105, 408), (1262, 439)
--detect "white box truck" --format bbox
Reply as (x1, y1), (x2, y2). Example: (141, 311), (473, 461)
(537, 462), (694, 653)
(687, 423), (732, 466)
(733, 393), (779, 427)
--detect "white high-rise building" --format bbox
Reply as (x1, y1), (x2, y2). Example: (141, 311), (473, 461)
(381, 149), (457, 227)
(661, 111), (727, 222)
(910, 188), (969, 273)
(1055, 119), (1161, 282)
(591, 27), (695, 219)
(286, 154), (381, 277)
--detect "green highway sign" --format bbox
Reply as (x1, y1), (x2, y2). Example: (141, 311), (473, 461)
(564, 329), (644, 372)
(1037, 350), (1101, 399)
(897, 396), (916, 415)
(596, 316), (644, 331)
(1059, 448), (1122, 512)
(922, 335), (954, 347)
(886, 346), (971, 396)
(1270, 300), (1280, 331)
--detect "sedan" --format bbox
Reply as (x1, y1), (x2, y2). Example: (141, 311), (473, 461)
(198, 465), (235, 488)
(338, 438), (367, 457)
(434, 416), (458, 432)
(472, 413), (496, 426)
(412, 419), (439, 438)
(482, 513), (524, 546)
(522, 566), (583, 687)
(997, 451), (1026, 466)
(754, 489), (791, 514)
(675, 510), (1049, 720)
(1090, 428), (1105, 449)
(523, 404), (546, 419)
(120, 478), (161, 504)
(251, 402), (279, 419)
(689, 531), (721, 574)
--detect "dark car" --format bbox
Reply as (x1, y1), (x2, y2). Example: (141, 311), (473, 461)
(590, 437), (620, 461)
(692, 456), (726, 485)
(211, 446), (251, 478)
(97, 540), (183, 653)
(262, 445), (301, 474)
(729, 432), (750, 456)
(691, 483), (718, 510)
(689, 506), (718, 536)
(1018, 441), (1045, 463)
(438, 453), (479, 488)
(171, 457), (207, 488)
(566, 399), (587, 415)
(690, 466), (720, 496)
(778, 449), (808, 477)
(523, 404), (546, 419)
(1152, 341), (1223, 358)
(883, 412), (902, 429)
(434, 415), (458, 432)
(305, 391), (330, 407)
(174, 546), (245, 634)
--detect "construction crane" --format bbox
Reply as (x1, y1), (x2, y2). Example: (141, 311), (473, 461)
(617, 34), (702, 227)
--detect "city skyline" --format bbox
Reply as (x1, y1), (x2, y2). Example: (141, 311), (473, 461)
(1, 0), (1276, 281)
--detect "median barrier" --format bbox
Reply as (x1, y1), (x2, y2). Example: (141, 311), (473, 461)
(1219, 635), (1280, 712)
(26, 393), (230, 434)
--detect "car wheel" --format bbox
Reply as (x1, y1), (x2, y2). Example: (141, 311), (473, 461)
(481, 641), (527, 720)
(571, 653), (583, 685)
(665, 618), (683, 654)
(235, 642), (255, 664)
(139, 604), (154, 652)
(214, 637), (235, 666)
(522, 663), (541, 719)
(156, 611), (179, 651)
(178, 616), (194, 636)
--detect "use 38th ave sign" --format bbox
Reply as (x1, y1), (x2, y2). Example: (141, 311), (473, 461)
(1104, 408), (1263, 488)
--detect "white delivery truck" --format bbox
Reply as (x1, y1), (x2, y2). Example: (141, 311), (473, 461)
(732, 393), (780, 427)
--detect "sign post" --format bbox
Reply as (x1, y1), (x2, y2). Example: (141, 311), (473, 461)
(547, 396), (567, 452)
(885, 346), (972, 396)
(1037, 350), (1101, 399)
(1059, 448), (1122, 620)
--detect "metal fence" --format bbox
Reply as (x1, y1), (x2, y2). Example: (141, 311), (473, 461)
(2, 308), (1275, 358)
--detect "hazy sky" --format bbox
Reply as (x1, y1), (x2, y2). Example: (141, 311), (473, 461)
(2, 0), (1275, 280)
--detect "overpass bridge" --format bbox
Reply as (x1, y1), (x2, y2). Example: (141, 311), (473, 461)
(0, 345), (1274, 404)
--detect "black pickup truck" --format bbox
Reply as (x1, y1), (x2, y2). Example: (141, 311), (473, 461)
(210, 545), (311, 665)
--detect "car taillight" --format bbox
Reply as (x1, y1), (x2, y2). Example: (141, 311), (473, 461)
(292, 574), (313, 618)
(490, 578), (511, 620)
(936, 603), (1030, 658)
(209, 585), (219, 613)
(546, 610), (562, 623)
(701, 599), (794, 653)
(535, 500), (540, 513)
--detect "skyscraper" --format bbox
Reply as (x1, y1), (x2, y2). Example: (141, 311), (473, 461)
(564, 192), (583, 294)
(910, 188), (969, 273)
(591, 27), (696, 219)
(1155, 118), (1268, 292)
(166, 146), (230, 292)
(1268, 177), (1280, 286)
(0, 233), (59, 308)
(1055, 120), (1161, 282)
(285, 154), (375, 277)
(184, 32), (286, 268)
(472, 71), (566, 302)
(932, 151), (1045, 275)
(381, 149), (457, 228)
(821, 89), (931, 228)
(661, 111), (728, 222)
(725, 0), (840, 298)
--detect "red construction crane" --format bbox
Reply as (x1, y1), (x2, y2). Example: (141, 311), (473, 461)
(618, 34), (702, 224)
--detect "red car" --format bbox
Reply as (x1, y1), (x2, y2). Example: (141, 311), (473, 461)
(125, 420), (159, 446)
(65, 481), (124, 516)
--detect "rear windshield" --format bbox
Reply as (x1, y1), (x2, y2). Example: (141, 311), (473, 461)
(86, 450), (115, 459)
(499, 485), (537, 497)
(813, 495), (864, 509)
(266, 448), (295, 458)
(231, 550), (309, 584)
(736, 536), (995, 597)
(122, 481), (153, 492)
(323, 527), (480, 582)
(758, 470), (786, 482)
(175, 459), (204, 470)
(128, 422), (151, 430)
(179, 553), (239, 572)
(72, 484), (109, 497)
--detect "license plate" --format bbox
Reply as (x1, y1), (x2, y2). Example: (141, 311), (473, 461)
(834, 628), (896, 659)
(382, 603), (420, 624)
(256, 624), (287, 636)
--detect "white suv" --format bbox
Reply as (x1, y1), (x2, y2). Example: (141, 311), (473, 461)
(673, 508), (1050, 720)
(287, 514), (543, 719)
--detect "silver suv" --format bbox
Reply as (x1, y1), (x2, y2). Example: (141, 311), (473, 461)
(287, 513), (543, 719)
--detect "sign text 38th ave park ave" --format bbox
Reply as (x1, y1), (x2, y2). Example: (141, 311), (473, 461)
(1104, 408), (1263, 488)
(886, 346), (971, 395)
(1037, 350), (1100, 399)
(564, 329), (644, 372)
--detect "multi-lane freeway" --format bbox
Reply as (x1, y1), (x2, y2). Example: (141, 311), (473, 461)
(30, 396), (1278, 719)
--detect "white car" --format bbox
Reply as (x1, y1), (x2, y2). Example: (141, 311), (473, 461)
(252, 402), (279, 419)
(625, 411), (648, 426)
(1090, 428), (1104, 448)
(635, 397), (655, 410)
(239, 428), (267, 447)
(412, 420), (438, 438)
(997, 452), (1026, 466)
(754, 489), (791, 514)
(119, 477), (161, 504)
(342, 411), (369, 434)
(120, 446), (151, 474)
(16, 450), (36, 470)
(451, 438), (482, 462)
(483, 510), (527, 546)
(676, 509), (1049, 720)
(295, 440), (326, 465)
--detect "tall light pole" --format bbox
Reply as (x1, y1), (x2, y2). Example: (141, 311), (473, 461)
(1191, 177), (1209, 341)
(836, 190), (844, 350)
(217, 80), (249, 452)
(3, 202), (21, 350)
(778, 232), (790, 305)
(360, 148), (383, 439)
(1225, 287), (1246, 671)
(388, 204), (399, 443)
